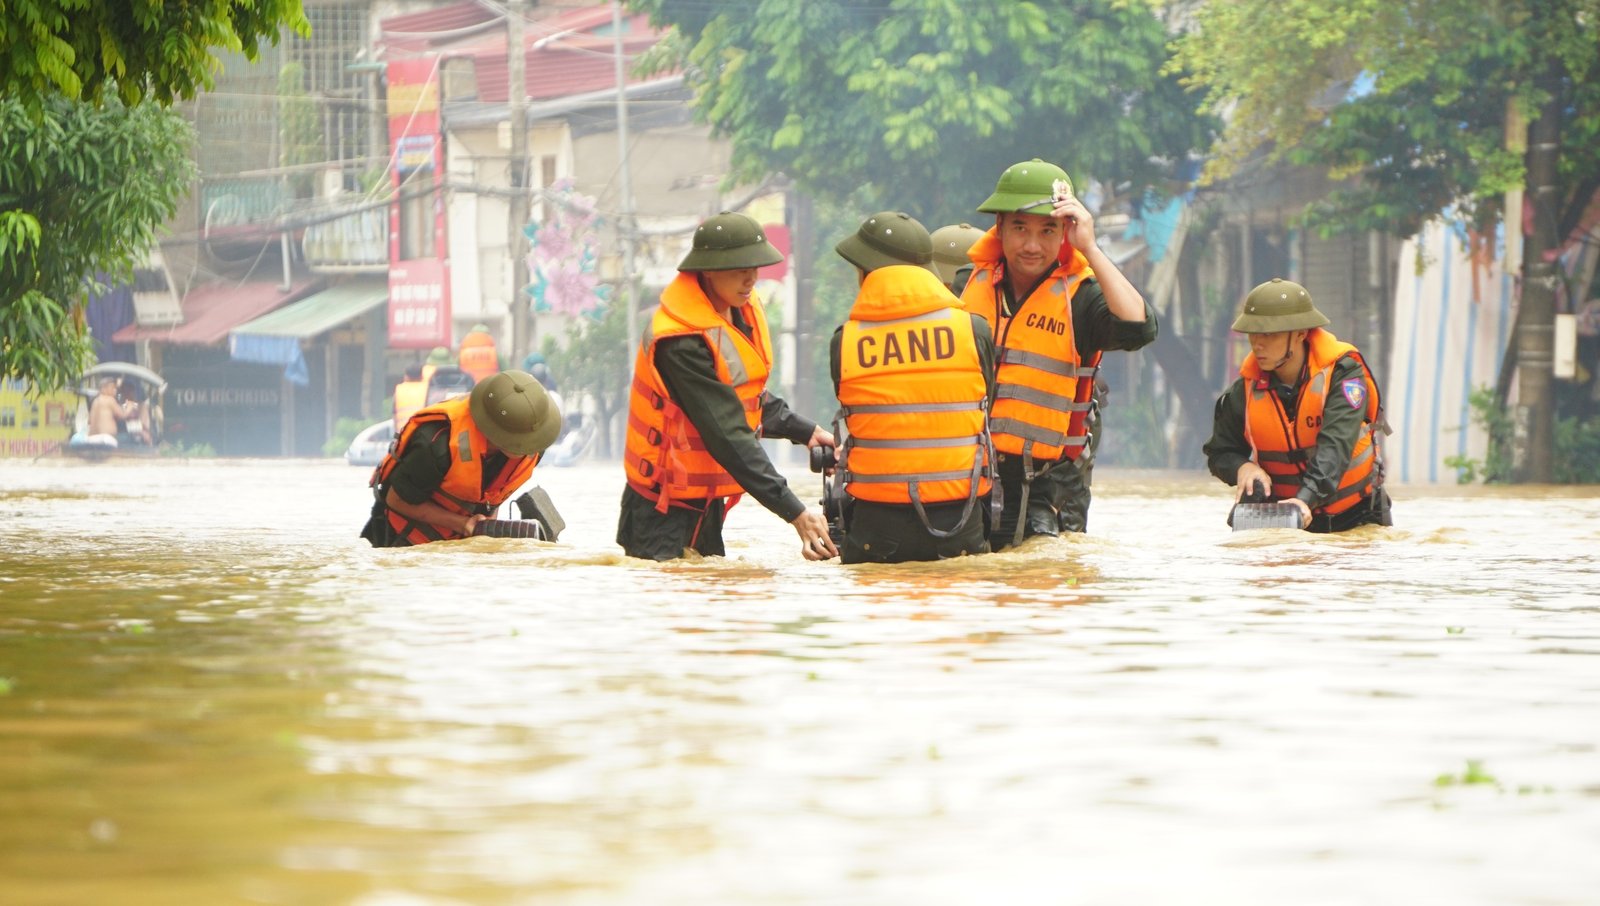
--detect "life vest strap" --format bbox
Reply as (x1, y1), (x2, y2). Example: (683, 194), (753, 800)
(626, 410), (666, 447)
(1257, 449), (1308, 465)
(906, 454), (986, 540)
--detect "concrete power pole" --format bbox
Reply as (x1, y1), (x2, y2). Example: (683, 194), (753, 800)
(613, 1), (640, 361)
(508, 0), (533, 363)
(1513, 77), (1563, 484)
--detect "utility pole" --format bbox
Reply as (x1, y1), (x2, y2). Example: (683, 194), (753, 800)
(508, 0), (532, 363)
(793, 191), (815, 419)
(1512, 75), (1563, 484)
(613, 1), (640, 360)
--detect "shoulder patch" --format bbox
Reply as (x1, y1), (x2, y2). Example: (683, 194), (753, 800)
(1341, 378), (1367, 410)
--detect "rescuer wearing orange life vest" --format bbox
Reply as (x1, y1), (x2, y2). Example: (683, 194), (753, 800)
(1203, 279), (1393, 532)
(618, 211), (838, 562)
(361, 370), (561, 547)
(392, 364), (427, 431)
(961, 159), (1157, 548)
(457, 322), (501, 384)
(829, 212), (997, 564)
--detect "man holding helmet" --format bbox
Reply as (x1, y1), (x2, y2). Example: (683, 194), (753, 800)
(362, 370), (562, 546)
(1204, 278), (1392, 532)
(619, 211), (837, 561)
(959, 158), (1157, 548)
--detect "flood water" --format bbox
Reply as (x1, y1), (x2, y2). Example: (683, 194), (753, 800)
(2, 457), (1598, 905)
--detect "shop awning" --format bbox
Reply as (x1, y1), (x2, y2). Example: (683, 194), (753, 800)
(228, 280), (388, 387)
(229, 280), (388, 340)
(111, 279), (320, 346)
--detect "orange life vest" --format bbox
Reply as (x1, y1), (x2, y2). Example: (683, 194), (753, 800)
(1241, 328), (1383, 516)
(959, 227), (1099, 464)
(371, 395), (538, 544)
(458, 332), (499, 384)
(838, 265), (991, 526)
(393, 378), (427, 431)
(623, 272), (772, 513)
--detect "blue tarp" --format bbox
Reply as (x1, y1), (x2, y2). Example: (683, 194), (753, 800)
(229, 334), (309, 386)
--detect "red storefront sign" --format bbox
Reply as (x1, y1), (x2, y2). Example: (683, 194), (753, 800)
(385, 57), (451, 349)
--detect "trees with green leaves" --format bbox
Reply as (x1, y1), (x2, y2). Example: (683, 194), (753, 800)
(633, 0), (1211, 225)
(1172, 0), (1600, 481)
(546, 303), (630, 459)
(0, 0), (307, 106)
(1, 0), (307, 390)
(1, 97), (195, 390)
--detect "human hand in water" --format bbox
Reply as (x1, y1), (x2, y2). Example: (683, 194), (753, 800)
(792, 508), (837, 561)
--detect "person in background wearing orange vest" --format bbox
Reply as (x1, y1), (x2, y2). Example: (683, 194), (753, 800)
(362, 370), (561, 547)
(619, 211), (838, 561)
(392, 363), (427, 431)
(960, 159), (1157, 549)
(830, 212), (996, 563)
(458, 322), (500, 384)
(1203, 279), (1393, 532)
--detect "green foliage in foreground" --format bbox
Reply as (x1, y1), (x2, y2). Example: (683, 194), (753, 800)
(547, 302), (629, 458)
(1434, 759), (1497, 787)
(0, 0), (308, 106)
(1, 96), (195, 391)
(160, 441), (217, 459)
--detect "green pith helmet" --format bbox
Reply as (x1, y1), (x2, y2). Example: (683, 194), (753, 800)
(929, 222), (986, 284)
(1231, 278), (1331, 333)
(977, 158), (1074, 215)
(469, 370), (562, 457)
(835, 211), (933, 273)
(425, 346), (454, 366)
(677, 211), (784, 272)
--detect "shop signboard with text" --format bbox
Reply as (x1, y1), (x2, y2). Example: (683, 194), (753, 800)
(385, 57), (451, 349)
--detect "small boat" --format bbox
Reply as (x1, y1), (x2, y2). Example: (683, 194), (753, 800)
(63, 362), (168, 461)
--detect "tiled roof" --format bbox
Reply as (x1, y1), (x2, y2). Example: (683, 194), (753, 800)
(379, 1), (502, 54)
(380, 4), (671, 98)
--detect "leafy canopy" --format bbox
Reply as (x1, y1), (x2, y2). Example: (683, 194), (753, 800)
(1, 97), (195, 390)
(1170, 0), (1600, 237)
(632, 0), (1211, 225)
(0, 0), (309, 106)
